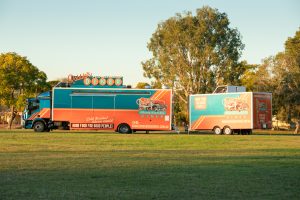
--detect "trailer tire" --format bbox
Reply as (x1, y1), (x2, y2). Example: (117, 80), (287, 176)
(33, 121), (45, 132)
(118, 123), (131, 134)
(223, 126), (232, 135)
(213, 126), (222, 135)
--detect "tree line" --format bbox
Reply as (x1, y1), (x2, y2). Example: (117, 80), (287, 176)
(1, 6), (299, 128)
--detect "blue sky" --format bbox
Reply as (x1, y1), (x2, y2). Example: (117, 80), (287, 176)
(0, 0), (299, 86)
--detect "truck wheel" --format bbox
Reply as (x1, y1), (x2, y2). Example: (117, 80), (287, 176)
(223, 126), (232, 135)
(213, 126), (222, 135)
(34, 121), (45, 132)
(118, 124), (131, 134)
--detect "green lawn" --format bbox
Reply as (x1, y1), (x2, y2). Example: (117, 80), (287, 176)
(0, 129), (299, 200)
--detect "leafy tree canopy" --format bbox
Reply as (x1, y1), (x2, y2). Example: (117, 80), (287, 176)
(273, 28), (300, 121)
(142, 6), (245, 122)
(0, 52), (49, 128)
(135, 82), (150, 89)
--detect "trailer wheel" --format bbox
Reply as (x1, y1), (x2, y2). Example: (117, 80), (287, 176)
(118, 123), (131, 134)
(223, 126), (232, 135)
(33, 121), (45, 132)
(213, 126), (222, 135)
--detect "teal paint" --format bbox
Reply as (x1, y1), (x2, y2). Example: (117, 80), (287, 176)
(23, 91), (50, 120)
(190, 93), (242, 124)
(53, 88), (156, 110)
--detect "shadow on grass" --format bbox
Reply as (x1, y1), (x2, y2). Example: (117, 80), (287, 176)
(0, 154), (299, 200)
(254, 134), (300, 136)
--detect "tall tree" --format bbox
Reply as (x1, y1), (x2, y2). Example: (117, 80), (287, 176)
(142, 6), (245, 122)
(272, 29), (300, 123)
(0, 52), (48, 128)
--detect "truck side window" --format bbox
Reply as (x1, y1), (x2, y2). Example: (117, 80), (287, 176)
(29, 100), (40, 111)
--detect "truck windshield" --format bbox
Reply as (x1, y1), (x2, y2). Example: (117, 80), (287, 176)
(26, 99), (39, 112)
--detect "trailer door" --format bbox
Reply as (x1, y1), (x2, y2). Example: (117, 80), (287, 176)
(253, 93), (272, 129)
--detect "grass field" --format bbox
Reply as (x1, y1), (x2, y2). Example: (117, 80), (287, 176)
(0, 129), (299, 200)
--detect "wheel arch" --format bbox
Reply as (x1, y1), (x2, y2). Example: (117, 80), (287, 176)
(32, 118), (48, 129)
(117, 123), (132, 133)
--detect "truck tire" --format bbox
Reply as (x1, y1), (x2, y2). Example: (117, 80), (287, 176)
(223, 126), (232, 135)
(118, 124), (131, 134)
(213, 126), (222, 135)
(33, 121), (45, 132)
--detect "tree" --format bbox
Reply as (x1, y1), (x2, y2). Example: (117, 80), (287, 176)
(135, 82), (150, 89)
(142, 6), (245, 122)
(272, 29), (300, 123)
(0, 52), (48, 128)
(47, 80), (60, 88)
(241, 58), (274, 92)
(245, 29), (300, 125)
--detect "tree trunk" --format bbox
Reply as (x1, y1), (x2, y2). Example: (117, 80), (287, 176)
(8, 106), (17, 129)
(294, 119), (300, 134)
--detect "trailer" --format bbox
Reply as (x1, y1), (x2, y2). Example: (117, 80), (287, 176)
(23, 74), (172, 133)
(189, 87), (272, 134)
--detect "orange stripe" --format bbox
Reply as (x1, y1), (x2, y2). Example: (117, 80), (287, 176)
(153, 90), (167, 100)
(150, 90), (162, 100)
(191, 117), (200, 129)
(192, 116), (205, 129)
(158, 90), (168, 100)
(192, 116), (207, 130)
(28, 112), (39, 120)
(39, 108), (50, 118)
(39, 109), (47, 117)
(27, 108), (51, 120)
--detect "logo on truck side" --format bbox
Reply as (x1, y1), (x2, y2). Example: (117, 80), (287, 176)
(224, 97), (249, 112)
(136, 98), (167, 115)
(194, 97), (207, 110)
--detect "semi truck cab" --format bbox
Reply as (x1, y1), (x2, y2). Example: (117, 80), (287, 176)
(23, 91), (51, 130)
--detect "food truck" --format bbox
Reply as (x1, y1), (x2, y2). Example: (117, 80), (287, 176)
(23, 73), (172, 133)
